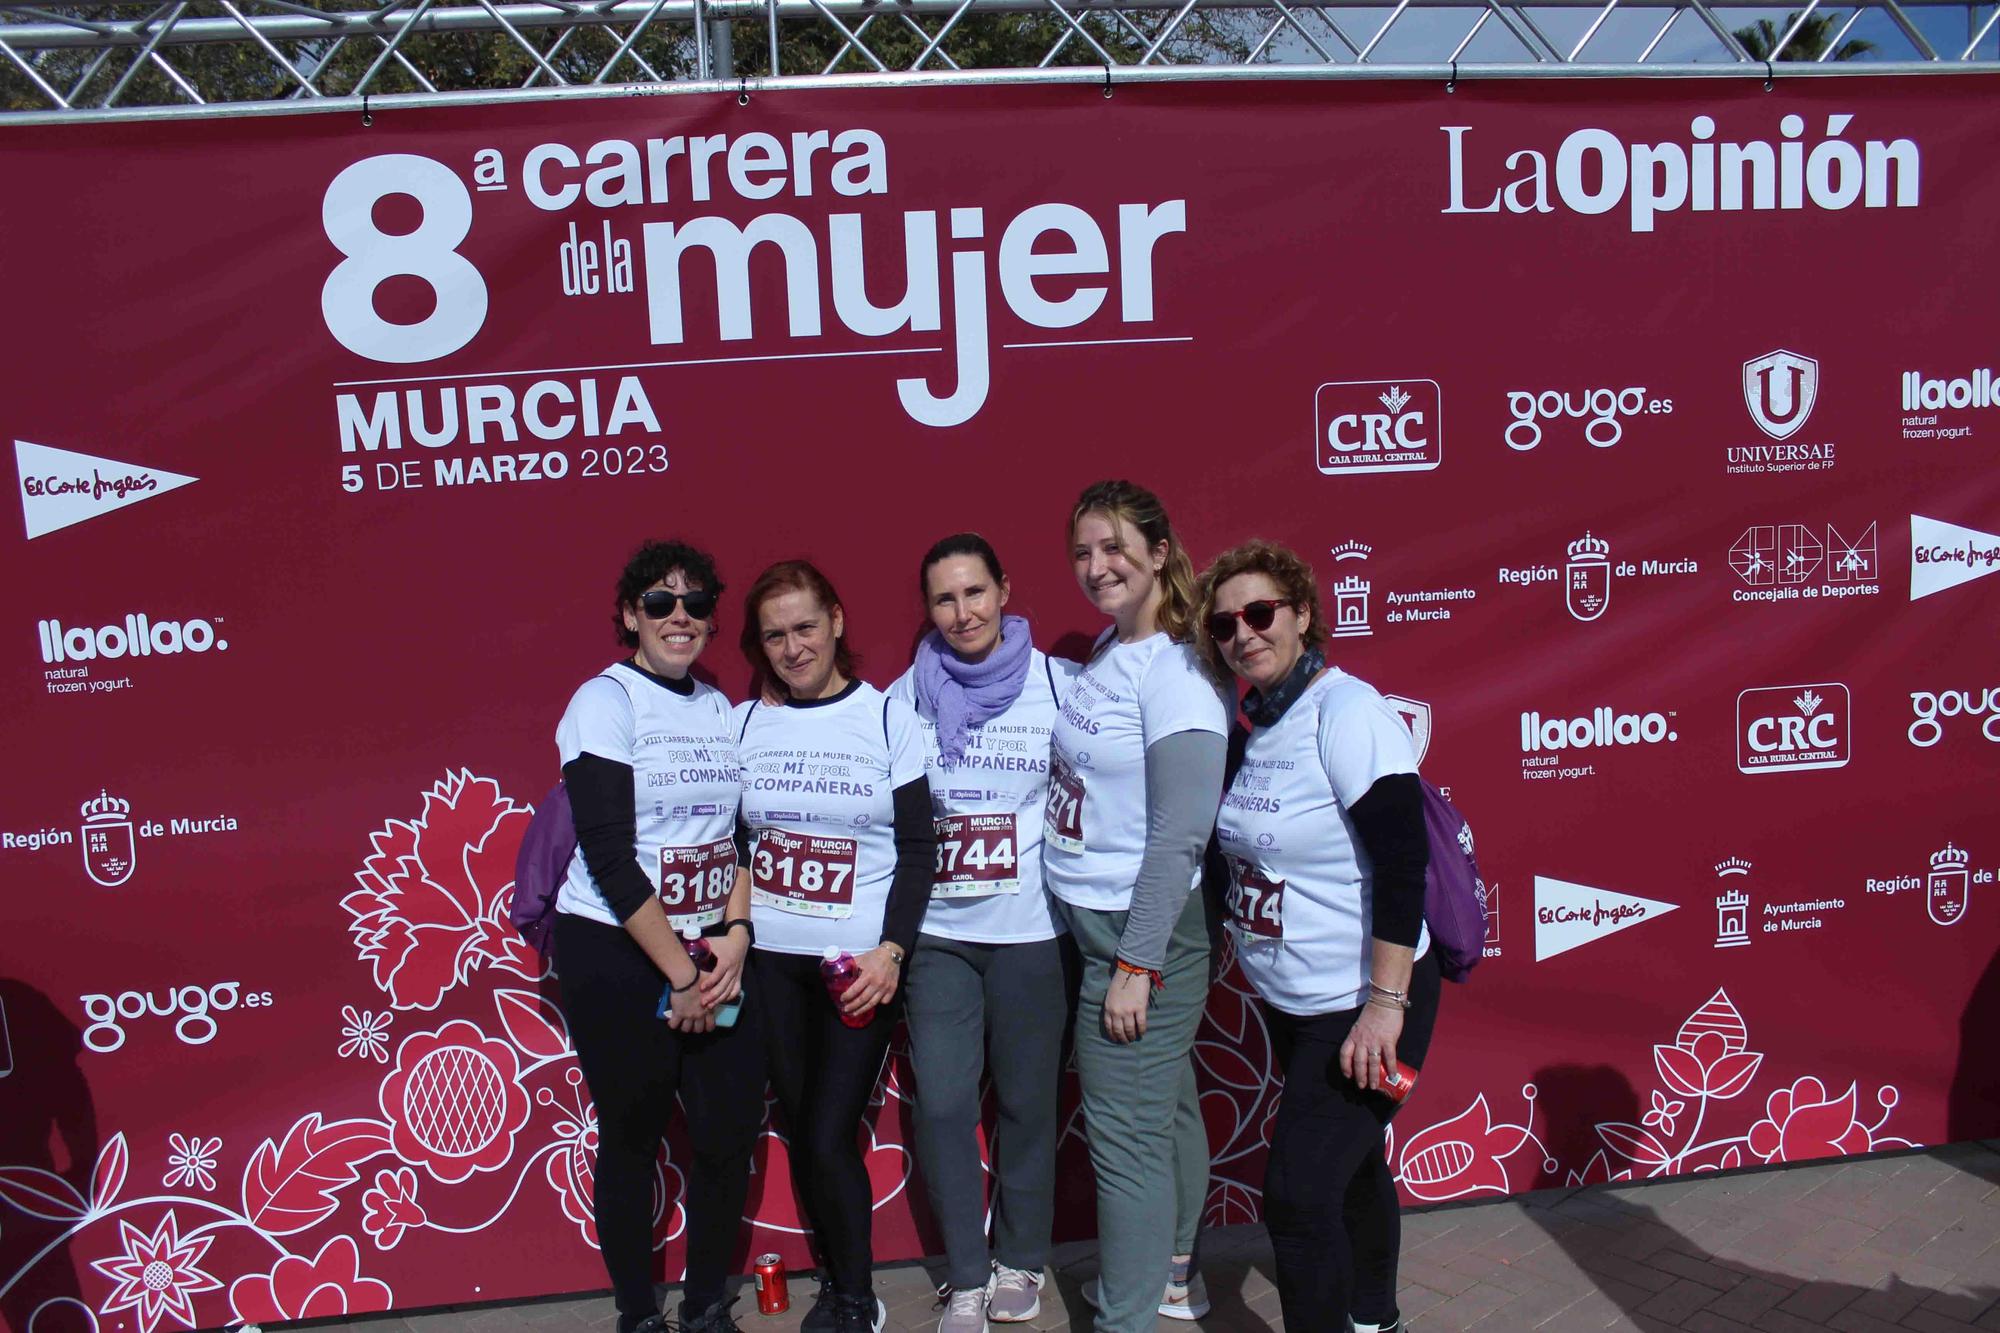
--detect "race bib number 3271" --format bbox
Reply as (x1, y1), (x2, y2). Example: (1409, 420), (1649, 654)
(932, 812), (1021, 898)
(1045, 755), (1085, 855)
(751, 828), (858, 919)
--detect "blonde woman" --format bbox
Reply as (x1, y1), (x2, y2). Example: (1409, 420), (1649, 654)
(1043, 480), (1227, 1332)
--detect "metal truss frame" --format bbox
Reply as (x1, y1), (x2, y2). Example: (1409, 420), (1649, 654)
(3, 0), (1996, 118)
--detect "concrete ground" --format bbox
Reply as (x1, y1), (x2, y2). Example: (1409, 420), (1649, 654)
(301, 1141), (2000, 1333)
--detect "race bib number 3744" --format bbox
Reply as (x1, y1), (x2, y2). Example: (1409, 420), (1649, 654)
(932, 812), (1021, 898)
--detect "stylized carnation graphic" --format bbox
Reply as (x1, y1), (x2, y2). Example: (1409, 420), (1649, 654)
(89, 1212), (221, 1333)
(361, 1167), (426, 1250)
(1747, 1078), (1876, 1163)
(162, 1135), (221, 1193)
(228, 1235), (393, 1323)
(340, 1006), (395, 1062)
(378, 1019), (533, 1183)
(1396, 1093), (1540, 1202)
(341, 770), (541, 1011)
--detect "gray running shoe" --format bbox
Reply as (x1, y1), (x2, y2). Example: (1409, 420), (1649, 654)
(984, 1264), (1043, 1323)
(936, 1284), (989, 1333)
(1080, 1258), (1211, 1321)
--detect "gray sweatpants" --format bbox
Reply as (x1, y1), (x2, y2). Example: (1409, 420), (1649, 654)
(1059, 890), (1211, 1333)
(905, 932), (1079, 1290)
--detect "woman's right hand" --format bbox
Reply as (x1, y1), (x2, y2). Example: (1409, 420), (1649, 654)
(665, 979), (714, 1033)
(1103, 968), (1152, 1043)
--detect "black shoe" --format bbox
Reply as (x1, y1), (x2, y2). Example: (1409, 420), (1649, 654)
(800, 1273), (838, 1333)
(680, 1294), (741, 1333)
(831, 1291), (886, 1333)
(624, 1315), (672, 1333)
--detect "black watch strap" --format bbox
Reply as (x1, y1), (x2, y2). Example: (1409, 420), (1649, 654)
(724, 916), (756, 945)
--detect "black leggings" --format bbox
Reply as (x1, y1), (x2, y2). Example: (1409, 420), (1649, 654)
(753, 948), (901, 1297)
(1262, 950), (1443, 1333)
(556, 914), (767, 1329)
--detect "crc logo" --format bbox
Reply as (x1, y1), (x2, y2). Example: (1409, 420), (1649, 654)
(80, 790), (135, 887)
(1908, 686), (2000, 747)
(1735, 682), (1850, 773)
(80, 982), (274, 1053)
(1504, 386), (1672, 452)
(1743, 349), (1819, 441)
(1315, 379), (1441, 475)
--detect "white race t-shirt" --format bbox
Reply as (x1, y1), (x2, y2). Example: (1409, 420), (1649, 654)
(554, 665), (742, 930)
(888, 650), (1081, 945)
(1213, 668), (1430, 1015)
(736, 682), (930, 958)
(1044, 631), (1230, 911)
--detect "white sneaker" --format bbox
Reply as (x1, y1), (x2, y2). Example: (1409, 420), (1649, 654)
(1080, 1263), (1210, 1321)
(935, 1285), (988, 1333)
(985, 1264), (1042, 1323)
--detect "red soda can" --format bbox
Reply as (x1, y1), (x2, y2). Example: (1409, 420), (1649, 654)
(753, 1254), (788, 1315)
(1380, 1061), (1420, 1104)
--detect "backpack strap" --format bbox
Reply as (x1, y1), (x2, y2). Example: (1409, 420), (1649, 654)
(737, 700), (759, 743)
(1043, 652), (1058, 700)
(882, 692), (892, 747)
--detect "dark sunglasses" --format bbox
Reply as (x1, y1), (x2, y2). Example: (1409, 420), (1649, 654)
(1206, 599), (1290, 642)
(640, 588), (717, 620)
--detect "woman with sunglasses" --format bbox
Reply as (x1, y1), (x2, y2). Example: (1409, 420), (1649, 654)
(552, 540), (764, 1333)
(887, 533), (1081, 1333)
(1045, 480), (1228, 1333)
(734, 559), (936, 1333)
(1195, 540), (1437, 1333)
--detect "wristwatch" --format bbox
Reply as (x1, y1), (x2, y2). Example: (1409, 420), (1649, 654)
(879, 941), (907, 966)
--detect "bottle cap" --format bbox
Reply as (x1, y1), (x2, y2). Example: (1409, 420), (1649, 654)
(822, 945), (842, 961)
(681, 927), (701, 940)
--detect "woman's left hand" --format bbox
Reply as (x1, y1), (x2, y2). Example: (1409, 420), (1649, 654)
(700, 931), (748, 1008)
(840, 945), (903, 1015)
(1340, 1001), (1403, 1092)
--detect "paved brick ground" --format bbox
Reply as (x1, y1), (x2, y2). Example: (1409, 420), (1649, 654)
(299, 1141), (2000, 1333)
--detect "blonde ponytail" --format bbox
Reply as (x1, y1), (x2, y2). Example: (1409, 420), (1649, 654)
(1069, 478), (1200, 642)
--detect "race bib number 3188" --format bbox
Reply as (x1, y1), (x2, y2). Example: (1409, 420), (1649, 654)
(752, 828), (859, 919)
(659, 837), (736, 929)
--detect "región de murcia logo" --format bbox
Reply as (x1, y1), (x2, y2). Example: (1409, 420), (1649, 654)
(1928, 843), (1972, 927)
(81, 789), (136, 887)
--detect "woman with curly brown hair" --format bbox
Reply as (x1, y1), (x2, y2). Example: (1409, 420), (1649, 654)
(1195, 539), (1439, 1333)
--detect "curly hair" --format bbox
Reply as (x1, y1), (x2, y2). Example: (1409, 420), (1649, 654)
(1068, 479), (1199, 643)
(1193, 539), (1328, 682)
(613, 540), (724, 648)
(739, 559), (859, 700)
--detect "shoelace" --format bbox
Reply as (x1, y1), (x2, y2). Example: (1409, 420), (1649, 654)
(989, 1266), (1038, 1297)
(941, 1286), (986, 1315)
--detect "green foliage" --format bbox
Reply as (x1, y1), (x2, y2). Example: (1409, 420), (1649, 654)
(1731, 10), (1877, 60)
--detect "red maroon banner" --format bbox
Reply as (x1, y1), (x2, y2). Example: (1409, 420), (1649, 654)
(5, 74), (1999, 1330)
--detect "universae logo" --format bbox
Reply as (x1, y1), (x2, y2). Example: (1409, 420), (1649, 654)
(1735, 682), (1850, 773)
(1743, 350), (1818, 441)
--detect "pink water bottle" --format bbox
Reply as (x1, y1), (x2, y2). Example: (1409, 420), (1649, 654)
(680, 928), (741, 1028)
(819, 946), (872, 1028)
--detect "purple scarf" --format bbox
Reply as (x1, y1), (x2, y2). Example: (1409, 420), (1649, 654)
(913, 614), (1033, 765)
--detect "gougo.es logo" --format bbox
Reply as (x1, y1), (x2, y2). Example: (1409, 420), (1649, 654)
(80, 981), (274, 1053)
(1909, 687), (2000, 747)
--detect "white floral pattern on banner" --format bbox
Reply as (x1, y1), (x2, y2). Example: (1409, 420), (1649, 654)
(161, 1136), (221, 1193)
(0, 773), (1927, 1330)
(339, 1006), (394, 1063)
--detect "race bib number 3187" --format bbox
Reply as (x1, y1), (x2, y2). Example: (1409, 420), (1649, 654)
(752, 828), (858, 919)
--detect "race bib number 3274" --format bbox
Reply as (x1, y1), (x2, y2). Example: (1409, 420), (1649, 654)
(1226, 857), (1286, 941)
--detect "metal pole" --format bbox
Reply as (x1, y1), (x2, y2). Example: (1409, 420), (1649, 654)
(708, 13), (733, 74)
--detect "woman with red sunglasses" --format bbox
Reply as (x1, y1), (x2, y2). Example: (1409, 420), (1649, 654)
(1194, 539), (1439, 1333)
(552, 540), (764, 1333)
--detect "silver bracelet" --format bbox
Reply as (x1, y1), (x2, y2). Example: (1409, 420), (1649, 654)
(1367, 981), (1412, 1010)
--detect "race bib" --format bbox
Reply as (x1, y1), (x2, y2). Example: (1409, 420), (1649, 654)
(751, 828), (858, 919)
(1045, 754), (1085, 854)
(658, 837), (736, 929)
(1226, 857), (1286, 941)
(931, 812), (1021, 898)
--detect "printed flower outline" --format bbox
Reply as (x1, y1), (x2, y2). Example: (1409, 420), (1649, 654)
(378, 1019), (532, 1184)
(228, 1235), (393, 1323)
(1642, 1091), (1686, 1138)
(1747, 1077), (1872, 1163)
(340, 770), (539, 1012)
(89, 1212), (222, 1333)
(340, 1006), (394, 1062)
(542, 1068), (602, 1246)
(162, 1134), (221, 1192)
(360, 1167), (426, 1250)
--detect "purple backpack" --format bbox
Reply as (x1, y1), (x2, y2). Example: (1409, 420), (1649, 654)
(1420, 777), (1487, 983)
(510, 782), (576, 958)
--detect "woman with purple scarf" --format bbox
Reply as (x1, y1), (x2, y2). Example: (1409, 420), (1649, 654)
(887, 533), (1081, 1333)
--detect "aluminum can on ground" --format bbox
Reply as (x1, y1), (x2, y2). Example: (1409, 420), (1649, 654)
(754, 1254), (788, 1314)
